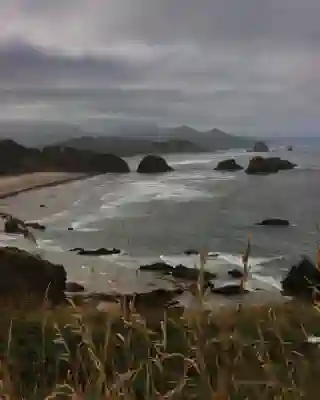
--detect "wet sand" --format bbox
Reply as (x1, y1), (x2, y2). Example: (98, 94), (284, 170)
(0, 172), (90, 199)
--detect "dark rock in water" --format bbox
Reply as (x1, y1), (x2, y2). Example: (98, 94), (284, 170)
(171, 265), (217, 281)
(40, 204), (47, 208)
(282, 257), (320, 299)
(0, 247), (66, 304)
(211, 284), (249, 296)
(25, 222), (46, 231)
(68, 227), (74, 231)
(228, 269), (244, 279)
(257, 218), (290, 227)
(132, 288), (184, 307)
(287, 146), (293, 151)
(253, 141), (269, 152)
(69, 247), (84, 252)
(215, 159), (243, 172)
(66, 282), (85, 293)
(246, 156), (296, 175)
(139, 262), (217, 281)
(184, 249), (199, 255)
(73, 247), (122, 256)
(4, 218), (24, 235)
(139, 262), (173, 273)
(137, 155), (173, 174)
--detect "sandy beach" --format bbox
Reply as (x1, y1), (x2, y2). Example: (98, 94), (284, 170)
(0, 172), (90, 199)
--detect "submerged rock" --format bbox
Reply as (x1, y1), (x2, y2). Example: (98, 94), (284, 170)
(253, 142), (269, 152)
(282, 257), (320, 299)
(214, 159), (243, 172)
(246, 156), (296, 175)
(137, 155), (173, 174)
(0, 247), (66, 304)
(257, 218), (290, 226)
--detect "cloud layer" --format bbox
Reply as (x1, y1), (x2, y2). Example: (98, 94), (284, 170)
(0, 0), (319, 135)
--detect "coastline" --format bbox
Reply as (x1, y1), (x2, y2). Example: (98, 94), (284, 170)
(0, 172), (94, 200)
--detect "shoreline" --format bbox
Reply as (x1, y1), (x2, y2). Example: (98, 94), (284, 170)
(0, 172), (95, 200)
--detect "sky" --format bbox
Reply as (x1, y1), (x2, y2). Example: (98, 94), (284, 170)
(0, 0), (320, 136)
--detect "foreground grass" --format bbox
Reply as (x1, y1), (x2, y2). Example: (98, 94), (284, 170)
(0, 298), (319, 399)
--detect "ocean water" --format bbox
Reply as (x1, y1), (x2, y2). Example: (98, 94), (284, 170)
(1, 144), (319, 296)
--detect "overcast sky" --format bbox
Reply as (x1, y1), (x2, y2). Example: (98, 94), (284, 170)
(0, 0), (319, 136)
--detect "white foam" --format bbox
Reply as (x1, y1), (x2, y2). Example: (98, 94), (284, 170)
(38, 210), (70, 224)
(36, 239), (64, 253)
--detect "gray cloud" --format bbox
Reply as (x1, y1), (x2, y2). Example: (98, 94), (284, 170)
(0, 0), (319, 135)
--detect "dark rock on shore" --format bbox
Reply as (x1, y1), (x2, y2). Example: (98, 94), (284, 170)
(228, 269), (244, 278)
(0, 247), (66, 304)
(40, 204), (47, 208)
(257, 218), (290, 226)
(137, 155), (173, 174)
(66, 282), (85, 293)
(68, 227), (74, 231)
(69, 247), (122, 256)
(214, 159), (243, 172)
(253, 142), (269, 152)
(25, 222), (46, 231)
(246, 156), (296, 175)
(282, 257), (320, 299)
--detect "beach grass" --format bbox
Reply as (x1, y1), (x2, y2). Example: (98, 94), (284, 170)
(0, 295), (319, 399)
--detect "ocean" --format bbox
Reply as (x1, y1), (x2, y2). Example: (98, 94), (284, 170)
(1, 141), (319, 300)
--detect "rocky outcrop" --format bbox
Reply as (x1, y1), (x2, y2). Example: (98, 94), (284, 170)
(253, 142), (269, 152)
(245, 157), (296, 175)
(0, 140), (130, 175)
(69, 247), (122, 256)
(0, 247), (66, 304)
(257, 218), (290, 226)
(282, 257), (320, 299)
(137, 155), (173, 174)
(215, 159), (243, 172)
(40, 146), (130, 174)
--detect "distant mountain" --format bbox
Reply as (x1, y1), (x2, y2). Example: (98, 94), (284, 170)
(55, 136), (203, 157)
(162, 126), (253, 150)
(55, 126), (254, 156)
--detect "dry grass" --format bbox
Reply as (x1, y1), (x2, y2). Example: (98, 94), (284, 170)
(0, 245), (319, 398)
(0, 297), (318, 399)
